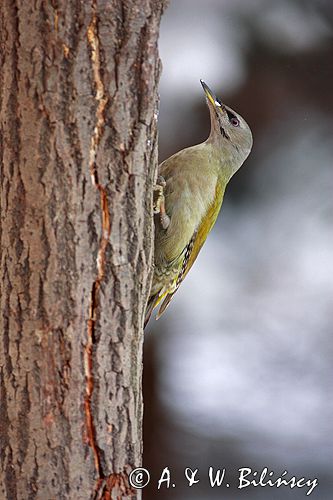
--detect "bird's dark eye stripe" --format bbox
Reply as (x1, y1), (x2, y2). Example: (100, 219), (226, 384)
(226, 109), (236, 121)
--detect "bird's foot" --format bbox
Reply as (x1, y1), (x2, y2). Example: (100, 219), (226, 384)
(153, 176), (170, 230)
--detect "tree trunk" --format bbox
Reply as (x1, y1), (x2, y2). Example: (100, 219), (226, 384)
(0, 1), (166, 498)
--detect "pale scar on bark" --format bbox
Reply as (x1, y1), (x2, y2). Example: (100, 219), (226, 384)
(153, 175), (170, 230)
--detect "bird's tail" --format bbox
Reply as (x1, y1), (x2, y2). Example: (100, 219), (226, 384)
(155, 291), (175, 320)
(144, 290), (176, 328)
(144, 293), (159, 329)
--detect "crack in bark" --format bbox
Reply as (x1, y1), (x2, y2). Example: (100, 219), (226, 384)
(87, 11), (108, 188)
(85, 10), (137, 499)
(84, 6), (111, 488)
(94, 472), (134, 500)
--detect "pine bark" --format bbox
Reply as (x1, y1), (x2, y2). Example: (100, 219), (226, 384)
(0, 1), (166, 498)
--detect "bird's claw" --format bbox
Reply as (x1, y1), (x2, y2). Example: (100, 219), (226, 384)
(153, 176), (170, 230)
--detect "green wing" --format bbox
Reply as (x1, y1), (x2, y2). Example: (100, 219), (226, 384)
(155, 181), (224, 319)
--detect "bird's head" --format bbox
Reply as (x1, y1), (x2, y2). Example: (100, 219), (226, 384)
(201, 80), (253, 176)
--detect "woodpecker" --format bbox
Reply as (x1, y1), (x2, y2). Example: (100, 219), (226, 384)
(145, 80), (253, 326)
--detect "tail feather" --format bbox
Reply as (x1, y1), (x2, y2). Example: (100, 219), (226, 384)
(144, 293), (159, 329)
(144, 288), (177, 328)
(156, 292), (176, 320)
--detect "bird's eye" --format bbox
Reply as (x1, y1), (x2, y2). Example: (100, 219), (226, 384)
(226, 109), (240, 127)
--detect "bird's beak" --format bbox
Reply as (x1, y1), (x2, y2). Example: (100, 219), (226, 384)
(200, 79), (225, 111)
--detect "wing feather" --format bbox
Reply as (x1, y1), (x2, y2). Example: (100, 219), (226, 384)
(156, 182), (225, 319)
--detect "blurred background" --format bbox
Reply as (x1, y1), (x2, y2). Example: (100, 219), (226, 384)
(143, 0), (333, 498)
